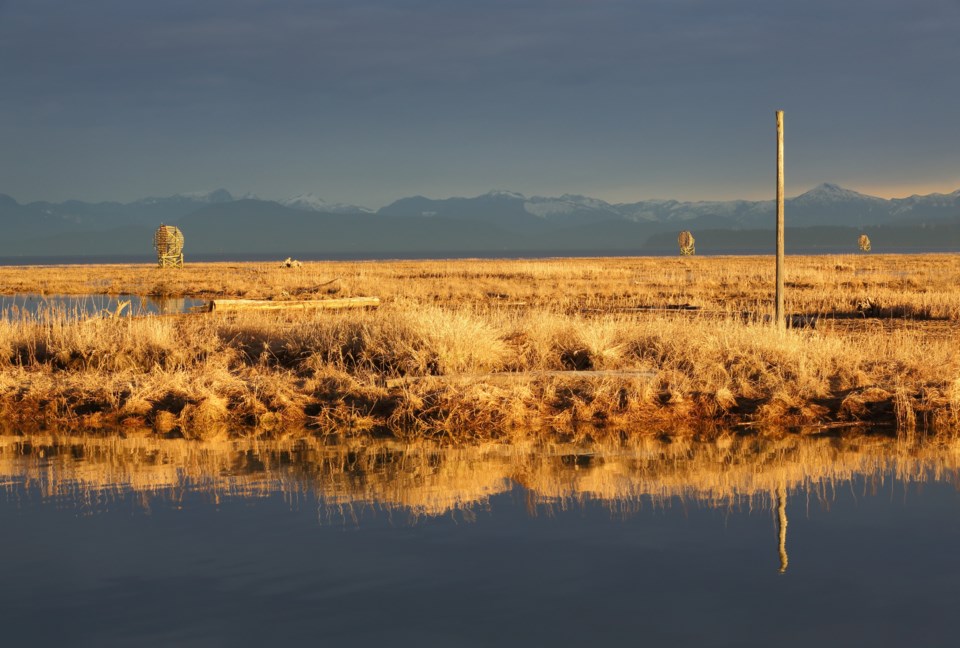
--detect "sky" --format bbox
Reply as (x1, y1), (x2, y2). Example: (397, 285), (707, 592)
(1, 0), (959, 208)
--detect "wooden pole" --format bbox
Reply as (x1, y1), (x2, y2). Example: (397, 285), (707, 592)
(775, 110), (785, 329)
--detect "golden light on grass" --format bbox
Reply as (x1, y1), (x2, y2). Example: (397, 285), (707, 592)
(0, 254), (957, 437)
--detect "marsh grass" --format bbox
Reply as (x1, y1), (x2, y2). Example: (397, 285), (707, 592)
(0, 254), (958, 437)
(3, 254), (960, 319)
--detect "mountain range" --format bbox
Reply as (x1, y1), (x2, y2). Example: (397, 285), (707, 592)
(0, 184), (957, 259)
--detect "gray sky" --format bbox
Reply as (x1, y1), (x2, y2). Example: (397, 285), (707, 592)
(2, 0), (959, 207)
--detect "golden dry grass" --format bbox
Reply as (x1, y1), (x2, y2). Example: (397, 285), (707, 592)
(0, 254), (958, 437)
(3, 254), (959, 319)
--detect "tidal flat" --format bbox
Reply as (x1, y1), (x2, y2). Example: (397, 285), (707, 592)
(0, 254), (957, 438)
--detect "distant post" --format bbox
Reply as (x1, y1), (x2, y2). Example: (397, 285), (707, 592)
(775, 110), (785, 329)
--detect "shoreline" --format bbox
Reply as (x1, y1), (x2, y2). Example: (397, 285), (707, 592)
(0, 366), (932, 440)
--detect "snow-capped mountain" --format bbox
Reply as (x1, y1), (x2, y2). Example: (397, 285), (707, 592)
(888, 189), (960, 223)
(482, 190), (527, 200)
(378, 183), (959, 230)
(280, 193), (373, 214)
(522, 194), (620, 220)
(784, 183), (893, 227)
(790, 183), (880, 204)
(135, 189), (235, 206)
(1, 183), (956, 258)
(613, 198), (772, 225)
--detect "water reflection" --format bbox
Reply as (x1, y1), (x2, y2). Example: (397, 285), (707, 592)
(0, 293), (206, 319)
(3, 432), (958, 524)
(777, 483), (789, 573)
(5, 432), (960, 645)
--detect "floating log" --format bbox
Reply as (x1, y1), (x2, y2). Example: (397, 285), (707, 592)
(209, 297), (380, 313)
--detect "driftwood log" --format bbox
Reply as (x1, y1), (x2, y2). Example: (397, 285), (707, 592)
(209, 297), (380, 313)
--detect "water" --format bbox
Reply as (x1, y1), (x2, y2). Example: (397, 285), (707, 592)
(2, 434), (960, 646)
(0, 247), (952, 267)
(0, 294), (207, 319)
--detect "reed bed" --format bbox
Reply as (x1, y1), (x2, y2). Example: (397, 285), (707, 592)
(0, 255), (958, 437)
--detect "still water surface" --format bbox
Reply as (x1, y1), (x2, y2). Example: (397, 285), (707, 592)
(0, 293), (206, 318)
(2, 434), (960, 646)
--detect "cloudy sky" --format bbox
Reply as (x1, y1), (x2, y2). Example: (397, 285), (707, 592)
(1, 0), (958, 207)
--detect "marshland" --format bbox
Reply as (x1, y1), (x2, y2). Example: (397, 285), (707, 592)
(0, 253), (957, 438)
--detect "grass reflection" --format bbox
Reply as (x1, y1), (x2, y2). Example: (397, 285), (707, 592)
(3, 431), (959, 525)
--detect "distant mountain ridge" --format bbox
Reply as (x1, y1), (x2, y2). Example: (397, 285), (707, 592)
(376, 183), (960, 229)
(0, 184), (957, 258)
(280, 193), (375, 214)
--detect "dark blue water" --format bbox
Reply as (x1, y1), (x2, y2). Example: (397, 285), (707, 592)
(2, 444), (960, 647)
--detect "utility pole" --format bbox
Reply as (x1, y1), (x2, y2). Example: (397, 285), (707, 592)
(775, 110), (785, 329)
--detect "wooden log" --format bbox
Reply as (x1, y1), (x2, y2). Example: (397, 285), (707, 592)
(386, 369), (657, 389)
(580, 305), (701, 313)
(209, 297), (380, 313)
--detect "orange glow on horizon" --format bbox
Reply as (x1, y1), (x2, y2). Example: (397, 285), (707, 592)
(851, 181), (960, 199)
(599, 180), (959, 204)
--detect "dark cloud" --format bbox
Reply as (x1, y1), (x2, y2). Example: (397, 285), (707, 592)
(1, 0), (958, 204)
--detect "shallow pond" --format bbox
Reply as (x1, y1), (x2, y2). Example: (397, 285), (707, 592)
(2, 433), (960, 646)
(0, 294), (207, 319)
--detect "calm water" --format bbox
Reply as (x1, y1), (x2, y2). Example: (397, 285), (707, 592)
(2, 434), (960, 646)
(0, 294), (207, 318)
(1, 247), (951, 267)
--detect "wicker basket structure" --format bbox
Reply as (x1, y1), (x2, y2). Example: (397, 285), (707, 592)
(678, 230), (696, 255)
(154, 225), (184, 268)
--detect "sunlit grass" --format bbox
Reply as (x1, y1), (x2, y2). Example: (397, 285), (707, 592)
(0, 254), (957, 436)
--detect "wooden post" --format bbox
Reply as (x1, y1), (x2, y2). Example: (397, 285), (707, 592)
(775, 110), (785, 329)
